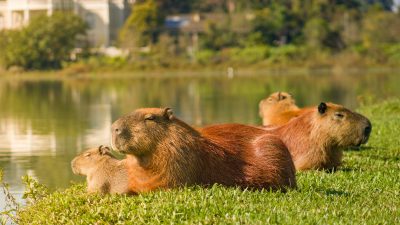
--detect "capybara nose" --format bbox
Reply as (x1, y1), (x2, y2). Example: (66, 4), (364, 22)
(111, 122), (122, 135)
(114, 128), (121, 135)
(364, 125), (371, 137)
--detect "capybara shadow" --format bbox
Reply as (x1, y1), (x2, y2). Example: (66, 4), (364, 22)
(345, 146), (374, 152)
(111, 108), (297, 194)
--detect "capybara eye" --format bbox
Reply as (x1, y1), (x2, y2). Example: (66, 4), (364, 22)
(335, 112), (344, 118)
(144, 114), (155, 120)
(84, 153), (91, 157)
(281, 96), (287, 100)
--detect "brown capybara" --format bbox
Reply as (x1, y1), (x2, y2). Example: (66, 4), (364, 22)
(208, 102), (372, 171)
(272, 102), (372, 170)
(259, 91), (311, 126)
(216, 102), (372, 170)
(111, 108), (296, 193)
(71, 145), (130, 194)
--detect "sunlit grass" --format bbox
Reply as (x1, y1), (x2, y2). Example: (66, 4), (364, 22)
(10, 99), (400, 224)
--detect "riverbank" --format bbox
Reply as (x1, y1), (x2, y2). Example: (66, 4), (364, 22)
(1, 65), (400, 81)
(3, 99), (400, 224)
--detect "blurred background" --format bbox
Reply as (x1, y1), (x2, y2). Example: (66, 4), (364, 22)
(0, 0), (400, 210)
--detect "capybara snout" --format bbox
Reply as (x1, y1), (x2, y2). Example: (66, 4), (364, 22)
(346, 111), (372, 146)
(111, 118), (133, 153)
(316, 102), (372, 148)
(111, 108), (174, 155)
(361, 118), (372, 145)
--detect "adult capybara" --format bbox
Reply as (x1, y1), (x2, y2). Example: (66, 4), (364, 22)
(209, 102), (372, 171)
(71, 145), (130, 194)
(259, 91), (311, 126)
(273, 102), (372, 170)
(111, 108), (296, 193)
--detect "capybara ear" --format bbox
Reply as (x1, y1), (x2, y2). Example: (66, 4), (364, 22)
(278, 91), (287, 101)
(163, 108), (174, 120)
(318, 102), (328, 114)
(278, 92), (282, 100)
(98, 145), (111, 155)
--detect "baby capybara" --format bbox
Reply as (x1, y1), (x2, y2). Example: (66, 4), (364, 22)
(71, 145), (130, 194)
(259, 91), (311, 126)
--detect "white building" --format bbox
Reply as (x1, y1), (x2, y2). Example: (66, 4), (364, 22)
(0, 0), (133, 46)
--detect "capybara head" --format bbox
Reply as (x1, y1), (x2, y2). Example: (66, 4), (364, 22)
(111, 108), (186, 156)
(312, 102), (372, 148)
(71, 145), (113, 175)
(259, 92), (298, 117)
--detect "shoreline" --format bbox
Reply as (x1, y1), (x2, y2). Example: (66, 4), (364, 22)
(1, 66), (400, 81)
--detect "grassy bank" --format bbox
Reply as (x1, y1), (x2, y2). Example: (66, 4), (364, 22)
(4, 99), (400, 224)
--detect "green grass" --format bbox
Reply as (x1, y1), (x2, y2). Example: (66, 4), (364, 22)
(9, 99), (400, 224)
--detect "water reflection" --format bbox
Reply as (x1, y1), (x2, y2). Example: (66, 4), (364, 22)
(0, 71), (399, 210)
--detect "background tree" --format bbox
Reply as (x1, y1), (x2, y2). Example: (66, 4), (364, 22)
(251, 3), (301, 46)
(200, 21), (238, 50)
(0, 13), (86, 70)
(119, 0), (164, 52)
(157, 0), (199, 13)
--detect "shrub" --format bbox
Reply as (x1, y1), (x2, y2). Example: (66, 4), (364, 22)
(229, 46), (269, 64)
(195, 49), (218, 65)
(268, 45), (306, 63)
(0, 13), (87, 70)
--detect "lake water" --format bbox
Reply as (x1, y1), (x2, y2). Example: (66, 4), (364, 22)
(1, 70), (399, 210)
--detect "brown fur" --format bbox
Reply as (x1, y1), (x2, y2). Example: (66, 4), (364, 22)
(111, 108), (296, 193)
(207, 102), (371, 170)
(229, 102), (371, 171)
(71, 145), (130, 194)
(259, 91), (311, 126)
(271, 103), (371, 170)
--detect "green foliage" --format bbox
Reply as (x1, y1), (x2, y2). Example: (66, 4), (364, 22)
(251, 4), (300, 46)
(9, 99), (400, 224)
(200, 21), (239, 50)
(360, 10), (400, 62)
(195, 49), (217, 64)
(303, 18), (329, 50)
(268, 45), (306, 63)
(0, 13), (86, 70)
(157, 0), (199, 13)
(22, 176), (49, 205)
(383, 44), (400, 63)
(0, 170), (20, 224)
(228, 46), (269, 64)
(119, 0), (164, 50)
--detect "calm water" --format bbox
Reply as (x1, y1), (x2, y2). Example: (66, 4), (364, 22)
(1, 71), (399, 209)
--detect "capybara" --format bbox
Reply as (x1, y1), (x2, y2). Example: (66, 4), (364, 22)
(71, 145), (130, 194)
(273, 102), (372, 170)
(208, 102), (372, 171)
(111, 108), (296, 193)
(259, 91), (311, 126)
